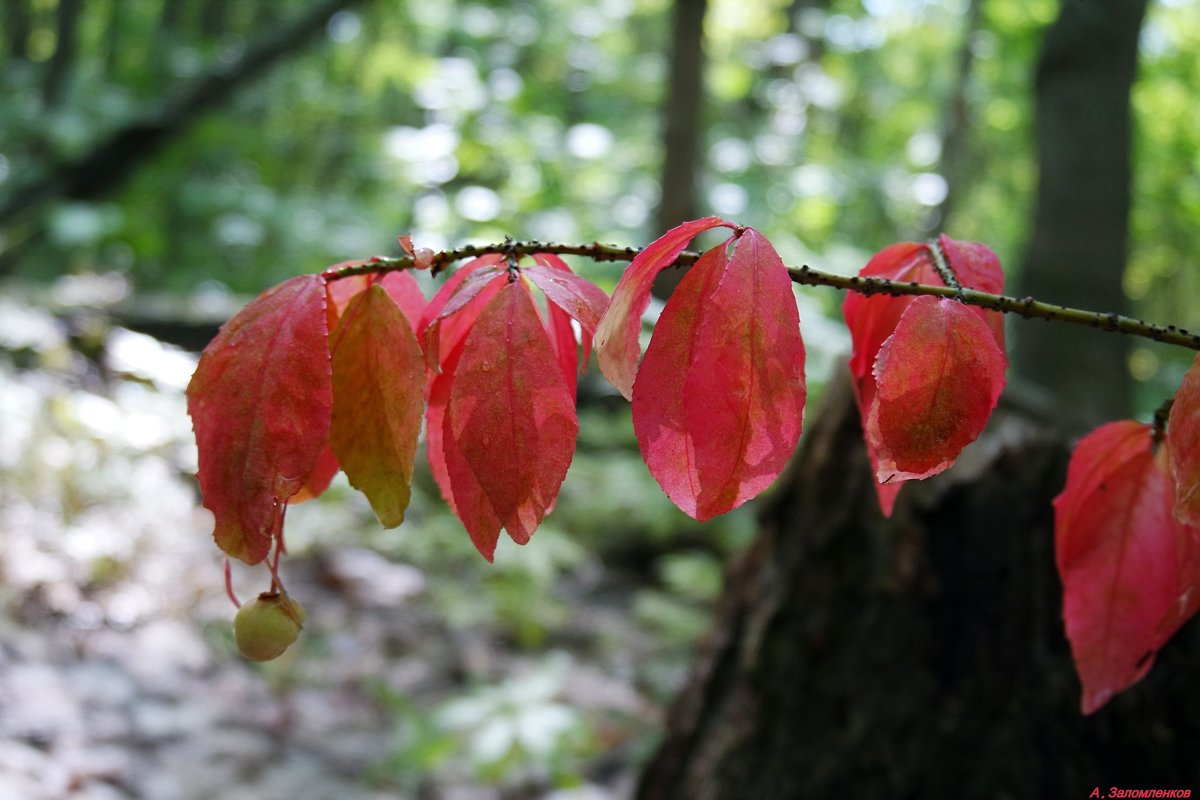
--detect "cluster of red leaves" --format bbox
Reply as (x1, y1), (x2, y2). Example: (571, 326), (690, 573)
(186, 266), (428, 565)
(843, 236), (1007, 517)
(418, 253), (607, 560)
(1054, 361), (1200, 713)
(187, 220), (1200, 716)
(186, 225), (1009, 573)
(187, 253), (608, 564)
(596, 218), (806, 521)
(187, 220), (814, 564)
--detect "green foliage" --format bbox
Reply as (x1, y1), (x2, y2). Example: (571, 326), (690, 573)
(5, 0), (1199, 417)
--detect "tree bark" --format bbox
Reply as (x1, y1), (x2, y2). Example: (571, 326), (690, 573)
(1014, 0), (1149, 428)
(637, 371), (1200, 799)
(652, 0), (708, 299)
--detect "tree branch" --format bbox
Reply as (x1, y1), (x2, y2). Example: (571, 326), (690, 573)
(0, 0), (360, 232)
(323, 239), (1200, 352)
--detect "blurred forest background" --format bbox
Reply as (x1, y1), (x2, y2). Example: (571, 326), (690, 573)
(1, 0), (1199, 798)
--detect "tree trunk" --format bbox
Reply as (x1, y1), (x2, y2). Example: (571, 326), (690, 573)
(923, 0), (983, 236)
(1014, 0), (1149, 428)
(42, 0), (82, 109)
(637, 371), (1200, 799)
(652, 0), (708, 299)
(5, 0), (31, 63)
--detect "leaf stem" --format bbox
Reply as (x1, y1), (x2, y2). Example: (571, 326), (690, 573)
(324, 239), (1200, 352)
(926, 238), (962, 292)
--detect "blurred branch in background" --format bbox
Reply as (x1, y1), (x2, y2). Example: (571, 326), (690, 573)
(0, 0), (360, 272)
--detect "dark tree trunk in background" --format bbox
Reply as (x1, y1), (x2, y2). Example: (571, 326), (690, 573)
(924, 0), (983, 236)
(652, 0), (708, 299)
(4, 0), (31, 63)
(42, 0), (82, 109)
(1014, 0), (1149, 428)
(637, 373), (1200, 800)
(104, 2), (127, 74)
(201, 0), (230, 37)
(637, 3), (1197, 796)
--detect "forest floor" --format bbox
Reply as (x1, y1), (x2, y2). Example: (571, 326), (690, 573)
(0, 295), (745, 800)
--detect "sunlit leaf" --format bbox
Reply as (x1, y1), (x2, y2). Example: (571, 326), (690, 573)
(418, 255), (506, 370)
(596, 217), (733, 399)
(329, 285), (425, 527)
(444, 281), (579, 559)
(187, 275), (332, 564)
(866, 296), (1006, 481)
(843, 237), (1005, 515)
(633, 229), (805, 520)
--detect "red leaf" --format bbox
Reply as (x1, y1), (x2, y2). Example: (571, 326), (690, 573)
(187, 275), (332, 564)
(422, 266), (508, 524)
(596, 217), (734, 399)
(326, 273), (372, 334)
(937, 234), (1004, 292)
(1167, 352), (1200, 527)
(444, 280), (579, 559)
(526, 256), (610, 349)
(844, 243), (936, 382)
(843, 238), (1005, 515)
(329, 285), (425, 528)
(288, 444), (339, 505)
(1055, 421), (1200, 714)
(866, 296), (1007, 481)
(424, 340), (474, 519)
(544, 293), (580, 399)
(417, 256), (505, 370)
(525, 256), (611, 395)
(633, 229), (805, 520)
(378, 270), (427, 328)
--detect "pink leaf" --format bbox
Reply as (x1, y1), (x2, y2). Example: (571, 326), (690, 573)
(596, 217), (734, 399)
(525, 257), (611, 388)
(843, 238), (1005, 515)
(633, 229), (805, 520)
(526, 257), (610, 343)
(417, 255), (506, 370)
(544, 293), (580, 399)
(866, 296), (1007, 481)
(444, 281), (579, 559)
(1055, 421), (1200, 714)
(378, 270), (427, 328)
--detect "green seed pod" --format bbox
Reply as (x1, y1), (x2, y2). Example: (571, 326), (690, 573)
(233, 592), (306, 662)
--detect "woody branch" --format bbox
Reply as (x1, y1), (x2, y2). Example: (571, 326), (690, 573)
(323, 239), (1200, 353)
